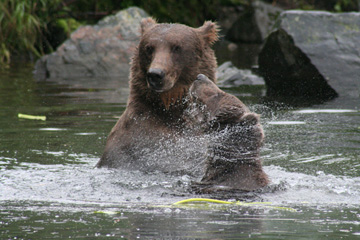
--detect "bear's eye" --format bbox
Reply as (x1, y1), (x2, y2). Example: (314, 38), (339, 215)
(145, 45), (154, 55)
(172, 45), (182, 53)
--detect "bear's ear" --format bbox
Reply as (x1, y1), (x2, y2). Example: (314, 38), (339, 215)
(141, 17), (157, 35)
(196, 21), (219, 46)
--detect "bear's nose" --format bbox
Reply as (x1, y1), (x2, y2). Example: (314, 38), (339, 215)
(147, 68), (165, 90)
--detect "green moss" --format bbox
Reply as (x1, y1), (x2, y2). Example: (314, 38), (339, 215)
(56, 18), (83, 37)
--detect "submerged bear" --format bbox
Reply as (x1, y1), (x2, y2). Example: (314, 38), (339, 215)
(97, 17), (269, 192)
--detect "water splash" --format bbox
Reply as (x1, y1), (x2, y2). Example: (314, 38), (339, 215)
(263, 165), (360, 206)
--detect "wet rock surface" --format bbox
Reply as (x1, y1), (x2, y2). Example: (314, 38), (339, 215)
(216, 61), (265, 87)
(259, 10), (360, 100)
(34, 7), (148, 80)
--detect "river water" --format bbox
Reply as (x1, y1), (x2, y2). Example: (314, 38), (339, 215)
(1, 62), (359, 239)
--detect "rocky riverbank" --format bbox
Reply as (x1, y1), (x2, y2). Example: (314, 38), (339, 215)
(34, 5), (360, 103)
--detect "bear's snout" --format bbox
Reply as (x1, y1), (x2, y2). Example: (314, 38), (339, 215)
(147, 68), (165, 91)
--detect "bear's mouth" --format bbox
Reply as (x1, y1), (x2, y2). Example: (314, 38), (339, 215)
(151, 87), (166, 93)
(146, 78), (164, 92)
(147, 77), (178, 93)
(147, 84), (171, 93)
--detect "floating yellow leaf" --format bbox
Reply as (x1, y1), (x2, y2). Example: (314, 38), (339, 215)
(18, 113), (46, 121)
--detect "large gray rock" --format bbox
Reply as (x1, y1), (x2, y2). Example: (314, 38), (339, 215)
(259, 11), (360, 100)
(216, 61), (265, 87)
(224, 1), (282, 43)
(34, 7), (148, 80)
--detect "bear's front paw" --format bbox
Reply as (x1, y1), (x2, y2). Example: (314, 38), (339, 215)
(239, 113), (259, 126)
(196, 74), (208, 82)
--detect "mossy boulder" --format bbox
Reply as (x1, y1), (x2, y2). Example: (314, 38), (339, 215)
(34, 7), (148, 79)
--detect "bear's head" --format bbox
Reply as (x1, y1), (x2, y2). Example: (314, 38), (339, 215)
(131, 18), (218, 109)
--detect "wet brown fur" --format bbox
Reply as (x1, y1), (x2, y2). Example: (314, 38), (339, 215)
(98, 18), (268, 192)
(160, 84), (188, 110)
(189, 74), (269, 191)
(97, 18), (219, 168)
(129, 18), (219, 111)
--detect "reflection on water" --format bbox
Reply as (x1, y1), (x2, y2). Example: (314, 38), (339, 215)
(293, 109), (358, 114)
(268, 121), (306, 125)
(1, 63), (360, 239)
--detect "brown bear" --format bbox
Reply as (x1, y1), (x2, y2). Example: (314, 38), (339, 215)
(189, 74), (269, 191)
(96, 17), (219, 172)
(97, 17), (268, 192)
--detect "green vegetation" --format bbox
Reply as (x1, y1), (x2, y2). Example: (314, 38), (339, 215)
(0, 0), (58, 63)
(0, 0), (358, 64)
(0, 0), (85, 64)
(121, 0), (226, 27)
